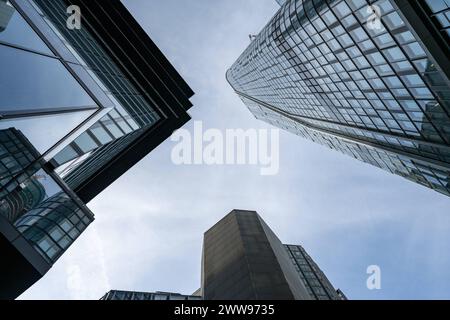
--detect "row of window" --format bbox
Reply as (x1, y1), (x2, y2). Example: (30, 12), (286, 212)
(15, 192), (93, 262)
(241, 96), (450, 196)
(228, 0), (450, 196)
(229, 0), (450, 149)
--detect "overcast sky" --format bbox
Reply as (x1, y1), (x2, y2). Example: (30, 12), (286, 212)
(20, 0), (450, 300)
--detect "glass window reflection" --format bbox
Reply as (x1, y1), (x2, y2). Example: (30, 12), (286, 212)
(0, 1), (53, 54)
(0, 44), (96, 115)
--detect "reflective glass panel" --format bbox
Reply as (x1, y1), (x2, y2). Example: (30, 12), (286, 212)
(0, 44), (96, 114)
(0, 1), (53, 54)
(0, 110), (95, 154)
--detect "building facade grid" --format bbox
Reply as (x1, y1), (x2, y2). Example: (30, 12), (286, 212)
(227, 0), (450, 196)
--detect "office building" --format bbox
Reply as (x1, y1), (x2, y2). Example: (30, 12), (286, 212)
(104, 210), (344, 300)
(227, 0), (450, 196)
(0, 0), (194, 299)
(202, 210), (311, 300)
(201, 210), (343, 300)
(285, 244), (343, 300)
(0, 128), (93, 299)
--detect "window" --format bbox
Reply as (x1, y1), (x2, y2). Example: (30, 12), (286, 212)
(0, 45), (95, 114)
(383, 47), (406, 62)
(403, 42), (427, 59)
(383, 12), (405, 30)
(374, 33), (395, 48)
(401, 74), (425, 87)
(74, 132), (99, 153)
(384, 76), (403, 88)
(100, 116), (124, 139)
(367, 52), (386, 65)
(53, 145), (79, 165)
(396, 31), (415, 44)
(322, 10), (337, 26)
(425, 0), (448, 12)
(90, 124), (113, 145)
(0, 3), (53, 55)
(333, 1), (351, 19)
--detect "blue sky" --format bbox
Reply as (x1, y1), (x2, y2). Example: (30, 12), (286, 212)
(20, 0), (450, 300)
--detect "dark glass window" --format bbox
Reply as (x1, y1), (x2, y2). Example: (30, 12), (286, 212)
(0, 1), (53, 54)
(0, 110), (95, 153)
(0, 44), (96, 115)
(74, 132), (98, 153)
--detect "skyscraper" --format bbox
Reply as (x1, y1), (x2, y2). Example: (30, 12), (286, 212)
(201, 210), (343, 300)
(0, 0), (194, 299)
(202, 210), (311, 300)
(105, 210), (345, 300)
(0, 128), (94, 299)
(227, 0), (450, 196)
(285, 244), (343, 300)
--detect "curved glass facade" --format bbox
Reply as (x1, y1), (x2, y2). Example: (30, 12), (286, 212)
(0, 128), (93, 264)
(228, 0), (450, 196)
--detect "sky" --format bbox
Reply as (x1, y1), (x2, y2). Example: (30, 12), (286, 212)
(19, 0), (450, 300)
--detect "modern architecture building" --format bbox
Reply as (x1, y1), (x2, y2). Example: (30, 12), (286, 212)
(227, 0), (450, 196)
(103, 210), (344, 300)
(0, 0), (194, 299)
(201, 210), (343, 300)
(100, 290), (202, 301)
(202, 210), (311, 300)
(285, 244), (342, 300)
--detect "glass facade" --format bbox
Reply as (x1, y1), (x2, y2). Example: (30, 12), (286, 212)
(424, 0), (450, 39)
(227, 0), (450, 196)
(0, 0), (99, 273)
(100, 290), (202, 301)
(0, 0), (161, 269)
(0, 128), (93, 264)
(28, 0), (161, 190)
(0, 0), (165, 191)
(1, 0), (194, 299)
(0, 1), (98, 155)
(285, 244), (344, 300)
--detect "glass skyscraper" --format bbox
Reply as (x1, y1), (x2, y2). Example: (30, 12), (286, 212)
(0, 0), (194, 299)
(285, 244), (343, 300)
(227, 0), (450, 196)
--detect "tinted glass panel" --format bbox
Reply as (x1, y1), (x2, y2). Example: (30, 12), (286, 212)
(0, 1), (53, 54)
(0, 110), (95, 153)
(0, 44), (95, 114)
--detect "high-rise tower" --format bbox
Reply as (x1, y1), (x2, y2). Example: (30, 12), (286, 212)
(201, 210), (343, 300)
(102, 210), (345, 301)
(227, 0), (450, 196)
